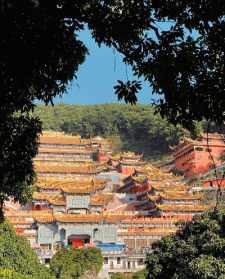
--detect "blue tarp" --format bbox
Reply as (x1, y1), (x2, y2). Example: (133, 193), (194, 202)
(96, 243), (126, 251)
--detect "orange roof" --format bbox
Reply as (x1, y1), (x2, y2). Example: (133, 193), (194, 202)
(33, 212), (127, 224)
(36, 177), (107, 193)
(34, 163), (103, 174)
(39, 132), (91, 145)
(120, 152), (143, 159)
(121, 216), (184, 224)
(33, 212), (55, 223)
(17, 231), (37, 237)
(156, 204), (212, 212)
(8, 220), (33, 225)
(5, 210), (52, 223)
(38, 147), (94, 154)
(33, 192), (65, 206)
(160, 191), (202, 201)
(151, 183), (189, 192)
(134, 164), (182, 181)
(119, 227), (177, 236)
(90, 193), (114, 206)
(34, 157), (93, 163)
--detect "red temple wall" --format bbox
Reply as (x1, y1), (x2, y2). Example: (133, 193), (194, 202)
(202, 178), (225, 188)
(119, 165), (135, 175)
(175, 143), (225, 177)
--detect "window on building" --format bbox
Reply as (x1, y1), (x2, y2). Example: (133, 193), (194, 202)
(117, 257), (121, 264)
(93, 228), (99, 240)
(195, 147), (204, 151)
(138, 259), (144, 265)
(59, 228), (66, 242)
(45, 258), (50, 264)
(104, 257), (108, 264)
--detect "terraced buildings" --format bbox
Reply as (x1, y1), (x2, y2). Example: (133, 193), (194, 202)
(5, 131), (213, 277)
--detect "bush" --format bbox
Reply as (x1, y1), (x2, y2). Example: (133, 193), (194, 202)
(0, 269), (33, 279)
(146, 209), (225, 279)
(50, 247), (103, 279)
(0, 221), (54, 279)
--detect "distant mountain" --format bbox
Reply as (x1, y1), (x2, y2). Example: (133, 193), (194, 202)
(34, 103), (189, 160)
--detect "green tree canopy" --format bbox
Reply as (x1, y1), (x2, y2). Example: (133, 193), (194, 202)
(35, 104), (189, 159)
(146, 209), (225, 279)
(50, 247), (103, 279)
(0, 221), (55, 279)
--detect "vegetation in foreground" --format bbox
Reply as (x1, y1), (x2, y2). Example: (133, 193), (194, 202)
(50, 247), (103, 279)
(110, 269), (147, 279)
(0, 221), (55, 279)
(146, 209), (225, 279)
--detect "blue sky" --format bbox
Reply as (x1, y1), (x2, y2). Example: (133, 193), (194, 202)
(54, 30), (153, 105)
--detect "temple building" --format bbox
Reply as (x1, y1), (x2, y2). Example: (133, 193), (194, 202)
(34, 162), (106, 177)
(32, 177), (111, 214)
(4, 131), (216, 277)
(117, 152), (145, 175)
(39, 132), (92, 149)
(173, 133), (225, 177)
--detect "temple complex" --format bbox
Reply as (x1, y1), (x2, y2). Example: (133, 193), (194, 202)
(5, 131), (214, 277)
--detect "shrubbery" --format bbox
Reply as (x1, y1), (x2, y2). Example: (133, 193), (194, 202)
(0, 221), (55, 279)
(146, 209), (225, 279)
(50, 247), (103, 279)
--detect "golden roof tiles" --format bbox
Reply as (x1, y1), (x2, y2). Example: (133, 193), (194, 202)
(90, 193), (114, 206)
(36, 177), (107, 193)
(39, 132), (91, 145)
(160, 191), (202, 200)
(33, 192), (65, 206)
(119, 227), (177, 236)
(34, 163), (103, 174)
(156, 204), (212, 212)
(38, 147), (94, 154)
(121, 216), (182, 224)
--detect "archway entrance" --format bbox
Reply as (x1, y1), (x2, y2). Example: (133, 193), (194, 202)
(68, 234), (90, 248)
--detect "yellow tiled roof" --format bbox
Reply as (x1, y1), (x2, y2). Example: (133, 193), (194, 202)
(151, 183), (189, 192)
(39, 132), (91, 145)
(156, 204), (212, 212)
(119, 227), (177, 236)
(33, 212), (55, 223)
(38, 147), (94, 154)
(34, 162), (104, 174)
(121, 216), (184, 224)
(33, 212), (128, 224)
(90, 193), (114, 206)
(160, 191), (202, 200)
(121, 152), (142, 159)
(36, 177), (107, 193)
(33, 192), (65, 206)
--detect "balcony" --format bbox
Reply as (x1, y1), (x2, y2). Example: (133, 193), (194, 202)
(35, 249), (54, 259)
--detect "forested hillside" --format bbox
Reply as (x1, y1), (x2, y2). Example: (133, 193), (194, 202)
(34, 104), (190, 159)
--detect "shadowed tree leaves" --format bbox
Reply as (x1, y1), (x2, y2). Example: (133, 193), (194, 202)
(114, 80), (142, 105)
